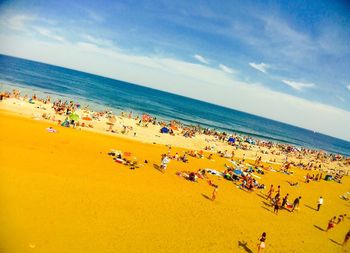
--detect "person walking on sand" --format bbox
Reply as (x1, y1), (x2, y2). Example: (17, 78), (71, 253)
(273, 185), (281, 204)
(292, 196), (301, 212)
(266, 184), (274, 200)
(317, 196), (323, 211)
(343, 230), (350, 246)
(257, 232), (266, 253)
(211, 185), (218, 201)
(326, 216), (336, 232)
(281, 193), (289, 208)
(160, 154), (170, 173)
(273, 197), (280, 215)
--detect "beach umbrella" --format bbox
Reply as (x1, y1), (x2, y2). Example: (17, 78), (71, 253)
(228, 137), (235, 143)
(233, 169), (243, 175)
(160, 127), (169, 134)
(69, 113), (79, 121)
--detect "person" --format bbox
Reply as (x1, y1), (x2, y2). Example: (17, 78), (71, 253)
(292, 196), (301, 212)
(326, 217), (336, 232)
(160, 154), (170, 172)
(343, 230), (350, 246)
(281, 193), (289, 208)
(273, 186), (281, 203)
(273, 198), (280, 215)
(258, 232), (266, 253)
(337, 214), (346, 224)
(211, 185), (218, 201)
(266, 185), (274, 200)
(317, 196), (323, 211)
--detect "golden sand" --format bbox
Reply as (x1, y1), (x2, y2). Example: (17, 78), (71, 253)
(0, 110), (349, 253)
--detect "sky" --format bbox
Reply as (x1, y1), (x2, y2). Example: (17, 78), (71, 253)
(0, 0), (350, 140)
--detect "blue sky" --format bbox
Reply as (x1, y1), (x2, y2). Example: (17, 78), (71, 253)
(0, 0), (350, 140)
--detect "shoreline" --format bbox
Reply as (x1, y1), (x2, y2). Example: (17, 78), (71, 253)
(0, 90), (349, 174)
(1, 81), (349, 156)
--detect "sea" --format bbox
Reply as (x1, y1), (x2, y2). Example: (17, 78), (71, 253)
(1, 54), (349, 156)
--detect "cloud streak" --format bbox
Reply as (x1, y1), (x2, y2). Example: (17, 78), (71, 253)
(193, 54), (209, 64)
(33, 26), (66, 42)
(282, 80), (316, 91)
(219, 64), (234, 74)
(0, 14), (37, 31)
(249, 62), (269, 73)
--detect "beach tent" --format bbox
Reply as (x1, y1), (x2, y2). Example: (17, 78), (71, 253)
(228, 137), (235, 143)
(160, 127), (169, 134)
(69, 113), (79, 121)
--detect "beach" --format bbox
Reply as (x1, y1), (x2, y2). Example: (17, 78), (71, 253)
(1, 93), (350, 253)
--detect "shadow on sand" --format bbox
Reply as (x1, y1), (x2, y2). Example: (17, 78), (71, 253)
(313, 225), (325, 231)
(256, 192), (266, 199)
(329, 239), (342, 246)
(238, 241), (253, 253)
(262, 201), (272, 207)
(261, 206), (275, 214)
(153, 164), (164, 173)
(304, 204), (317, 211)
(201, 193), (211, 201)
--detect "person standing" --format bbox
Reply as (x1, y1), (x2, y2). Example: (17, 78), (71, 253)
(258, 232), (267, 253)
(317, 196), (323, 211)
(292, 196), (301, 212)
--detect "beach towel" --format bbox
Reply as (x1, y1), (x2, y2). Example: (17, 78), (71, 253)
(115, 158), (124, 164)
(46, 127), (57, 133)
(251, 173), (261, 179)
(204, 169), (224, 177)
(286, 203), (293, 208)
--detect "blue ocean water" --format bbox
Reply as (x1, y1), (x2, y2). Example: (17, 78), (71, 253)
(0, 54), (349, 156)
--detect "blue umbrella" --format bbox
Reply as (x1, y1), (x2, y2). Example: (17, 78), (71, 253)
(233, 169), (243, 175)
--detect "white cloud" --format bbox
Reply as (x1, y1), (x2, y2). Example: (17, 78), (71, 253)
(80, 34), (114, 47)
(85, 9), (104, 23)
(1, 33), (350, 141)
(336, 96), (345, 102)
(1, 14), (37, 31)
(33, 26), (66, 42)
(249, 62), (269, 73)
(193, 54), (209, 64)
(347, 85), (350, 91)
(282, 80), (316, 91)
(219, 64), (233, 74)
